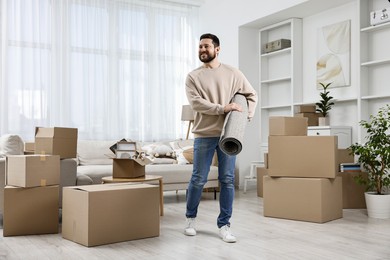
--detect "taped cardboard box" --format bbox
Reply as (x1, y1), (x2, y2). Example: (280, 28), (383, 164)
(268, 136), (338, 178)
(3, 185), (59, 236)
(6, 155), (60, 188)
(62, 183), (160, 247)
(263, 176), (342, 223)
(269, 116), (308, 136)
(35, 127), (78, 159)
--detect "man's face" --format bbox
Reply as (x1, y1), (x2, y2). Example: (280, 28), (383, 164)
(198, 38), (219, 63)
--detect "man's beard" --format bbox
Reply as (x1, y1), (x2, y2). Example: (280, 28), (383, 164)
(199, 52), (216, 63)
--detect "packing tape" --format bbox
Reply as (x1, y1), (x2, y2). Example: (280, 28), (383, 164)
(40, 154), (46, 161)
(40, 179), (47, 186)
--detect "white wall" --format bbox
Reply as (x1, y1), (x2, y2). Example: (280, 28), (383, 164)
(198, 0), (307, 66)
(197, 0), (307, 189)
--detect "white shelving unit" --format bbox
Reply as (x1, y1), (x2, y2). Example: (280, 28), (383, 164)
(239, 0), (390, 157)
(358, 0), (390, 142)
(258, 18), (302, 152)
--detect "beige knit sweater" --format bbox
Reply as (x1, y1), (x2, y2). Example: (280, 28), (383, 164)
(185, 63), (258, 138)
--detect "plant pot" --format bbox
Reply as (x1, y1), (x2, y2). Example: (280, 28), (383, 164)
(318, 117), (330, 126)
(364, 192), (390, 219)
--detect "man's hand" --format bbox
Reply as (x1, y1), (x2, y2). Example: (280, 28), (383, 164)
(224, 103), (242, 113)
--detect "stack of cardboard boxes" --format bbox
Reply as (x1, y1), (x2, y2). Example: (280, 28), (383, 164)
(259, 116), (367, 223)
(3, 127), (78, 236)
(263, 116), (343, 223)
(294, 104), (321, 126)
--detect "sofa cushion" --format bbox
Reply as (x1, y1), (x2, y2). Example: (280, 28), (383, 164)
(77, 140), (116, 165)
(151, 158), (177, 164)
(77, 165), (112, 184)
(0, 134), (24, 158)
(145, 164), (218, 183)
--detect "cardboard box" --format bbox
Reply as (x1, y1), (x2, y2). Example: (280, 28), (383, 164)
(263, 176), (342, 223)
(62, 183), (160, 247)
(269, 116), (308, 136)
(264, 152), (269, 169)
(24, 142), (35, 154)
(297, 105), (316, 113)
(6, 155), (60, 188)
(35, 127), (78, 159)
(257, 167), (268, 197)
(294, 112), (320, 126)
(337, 148), (354, 167)
(268, 136), (338, 178)
(339, 171), (367, 209)
(112, 158), (151, 178)
(3, 185), (59, 236)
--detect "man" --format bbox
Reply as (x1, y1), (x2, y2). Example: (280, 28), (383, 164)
(184, 33), (258, 243)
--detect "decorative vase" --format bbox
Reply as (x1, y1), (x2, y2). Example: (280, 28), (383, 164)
(318, 117), (330, 126)
(364, 192), (390, 219)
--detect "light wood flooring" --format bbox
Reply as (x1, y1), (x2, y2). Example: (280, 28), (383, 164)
(1, 188), (390, 260)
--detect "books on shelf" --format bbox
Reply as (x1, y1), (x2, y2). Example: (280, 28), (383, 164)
(340, 163), (361, 172)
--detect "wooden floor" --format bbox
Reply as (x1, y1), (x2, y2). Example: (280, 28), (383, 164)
(1, 189), (390, 260)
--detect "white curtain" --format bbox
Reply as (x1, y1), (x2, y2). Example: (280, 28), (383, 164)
(0, 0), (200, 141)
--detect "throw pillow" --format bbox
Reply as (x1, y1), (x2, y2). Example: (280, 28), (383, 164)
(0, 134), (24, 157)
(142, 143), (176, 159)
(170, 139), (194, 165)
(182, 147), (194, 163)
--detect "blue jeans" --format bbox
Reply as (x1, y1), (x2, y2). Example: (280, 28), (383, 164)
(186, 137), (236, 228)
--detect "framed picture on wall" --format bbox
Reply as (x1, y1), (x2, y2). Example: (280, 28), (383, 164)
(316, 20), (351, 88)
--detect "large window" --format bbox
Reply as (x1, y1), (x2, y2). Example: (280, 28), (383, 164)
(0, 0), (200, 141)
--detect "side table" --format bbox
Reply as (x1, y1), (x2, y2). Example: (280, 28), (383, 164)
(101, 175), (164, 216)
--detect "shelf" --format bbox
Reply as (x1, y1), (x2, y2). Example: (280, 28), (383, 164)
(361, 21), (390, 32)
(261, 77), (291, 84)
(260, 47), (291, 57)
(361, 59), (390, 67)
(261, 104), (291, 109)
(333, 97), (358, 103)
(361, 95), (390, 100)
(293, 97), (357, 106)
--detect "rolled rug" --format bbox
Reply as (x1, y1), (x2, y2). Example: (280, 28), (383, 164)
(219, 94), (249, 156)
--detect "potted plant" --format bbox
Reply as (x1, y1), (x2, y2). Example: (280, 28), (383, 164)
(315, 82), (334, 126)
(349, 104), (390, 219)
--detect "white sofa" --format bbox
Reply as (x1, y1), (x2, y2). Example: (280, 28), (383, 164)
(75, 139), (219, 194)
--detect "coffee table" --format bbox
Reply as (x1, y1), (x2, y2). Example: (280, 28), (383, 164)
(101, 175), (164, 216)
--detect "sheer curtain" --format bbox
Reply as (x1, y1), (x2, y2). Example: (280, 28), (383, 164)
(0, 0), (200, 141)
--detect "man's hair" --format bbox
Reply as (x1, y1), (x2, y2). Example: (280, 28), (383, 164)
(200, 33), (220, 47)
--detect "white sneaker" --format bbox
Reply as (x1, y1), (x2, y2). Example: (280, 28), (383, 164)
(219, 225), (237, 243)
(184, 218), (196, 236)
